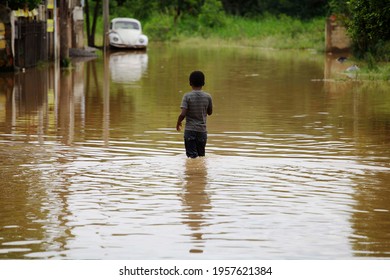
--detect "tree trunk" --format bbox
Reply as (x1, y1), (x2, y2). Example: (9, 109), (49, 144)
(174, 0), (183, 26)
(85, 0), (93, 46)
(91, 0), (101, 47)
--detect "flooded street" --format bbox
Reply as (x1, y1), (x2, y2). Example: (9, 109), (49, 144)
(0, 44), (390, 259)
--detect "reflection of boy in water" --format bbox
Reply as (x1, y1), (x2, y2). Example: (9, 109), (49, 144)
(176, 71), (213, 158)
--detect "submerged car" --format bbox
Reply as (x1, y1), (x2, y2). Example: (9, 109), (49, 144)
(109, 18), (148, 49)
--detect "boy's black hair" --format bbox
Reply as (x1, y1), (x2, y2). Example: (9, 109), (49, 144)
(189, 71), (205, 87)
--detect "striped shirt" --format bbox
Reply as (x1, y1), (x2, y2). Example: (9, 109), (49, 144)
(180, 90), (213, 132)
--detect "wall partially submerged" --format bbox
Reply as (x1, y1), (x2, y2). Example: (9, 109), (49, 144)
(325, 15), (351, 53)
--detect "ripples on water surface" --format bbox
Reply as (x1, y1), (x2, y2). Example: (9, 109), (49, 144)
(0, 45), (390, 259)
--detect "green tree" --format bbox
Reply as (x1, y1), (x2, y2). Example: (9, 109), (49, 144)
(0, 0), (42, 10)
(347, 0), (390, 60)
(199, 0), (225, 28)
(328, 0), (349, 15)
(84, 0), (101, 47)
(221, 0), (328, 19)
(109, 0), (158, 19)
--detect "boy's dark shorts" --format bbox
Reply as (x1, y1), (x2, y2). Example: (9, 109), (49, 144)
(184, 130), (207, 158)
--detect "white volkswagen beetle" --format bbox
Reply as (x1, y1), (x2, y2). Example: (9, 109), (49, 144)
(109, 18), (148, 49)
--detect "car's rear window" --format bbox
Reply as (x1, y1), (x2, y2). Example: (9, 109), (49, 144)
(115, 21), (140, 30)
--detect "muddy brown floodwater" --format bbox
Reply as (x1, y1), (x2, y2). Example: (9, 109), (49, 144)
(0, 44), (390, 259)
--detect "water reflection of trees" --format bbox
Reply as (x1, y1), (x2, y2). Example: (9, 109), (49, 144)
(1, 69), (48, 143)
(0, 55), (148, 258)
(0, 63), (83, 258)
(0, 144), (75, 259)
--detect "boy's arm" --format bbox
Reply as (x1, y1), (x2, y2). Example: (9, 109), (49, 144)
(176, 108), (187, 131)
(207, 98), (213, 115)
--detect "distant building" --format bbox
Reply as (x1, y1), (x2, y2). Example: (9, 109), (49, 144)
(0, 1), (85, 71)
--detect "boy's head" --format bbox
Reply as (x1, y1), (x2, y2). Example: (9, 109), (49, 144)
(189, 71), (205, 87)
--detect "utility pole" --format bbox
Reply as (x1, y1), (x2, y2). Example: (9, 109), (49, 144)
(59, 0), (70, 66)
(102, 0), (110, 144)
(103, 0), (109, 52)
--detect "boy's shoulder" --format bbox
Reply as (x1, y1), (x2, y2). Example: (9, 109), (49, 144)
(185, 90), (211, 96)
(182, 91), (212, 103)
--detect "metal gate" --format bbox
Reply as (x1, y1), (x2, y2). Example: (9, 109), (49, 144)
(14, 19), (48, 68)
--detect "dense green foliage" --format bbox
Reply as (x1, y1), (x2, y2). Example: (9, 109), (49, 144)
(329, 0), (390, 61)
(222, 0), (328, 19)
(101, 0), (326, 45)
(3, 0), (390, 60)
(105, 0), (328, 20)
(348, 0), (390, 61)
(0, 0), (41, 10)
(198, 0), (225, 28)
(87, 1), (324, 51)
(145, 13), (324, 50)
(7, 0), (390, 61)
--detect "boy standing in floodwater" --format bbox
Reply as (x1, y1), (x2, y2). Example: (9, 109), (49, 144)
(176, 71), (213, 158)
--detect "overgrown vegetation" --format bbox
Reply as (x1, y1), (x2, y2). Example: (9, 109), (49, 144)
(85, 0), (389, 60)
(329, 0), (390, 62)
(103, 0), (328, 20)
(85, 0), (330, 47)
(86, 0), (325, 51)
(0, 0), (41, 10)
(143, 13), (324, 51)
(6, 0), (389, 78)
(326, 0), (390, 80)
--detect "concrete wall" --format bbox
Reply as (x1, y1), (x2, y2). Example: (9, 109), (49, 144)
(325, 15), (351, 53)
(72, 6), (84, 49)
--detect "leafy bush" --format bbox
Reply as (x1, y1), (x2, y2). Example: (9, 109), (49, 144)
(198, 0), (226, 28)
(347, 0), (390, 60)
(144, 13), (175, 41)
(374, 40), (390, 62)
(4, 0), (41, 10)
(110, 0), (157, 20)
